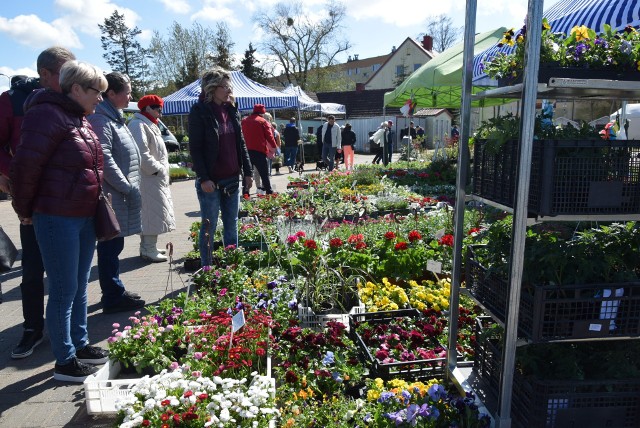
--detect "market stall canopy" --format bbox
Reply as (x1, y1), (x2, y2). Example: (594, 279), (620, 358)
(384, 27), (509, 109)
(472, 0), (640, 83)
(281, 84), (346, 115)
(162, 71), (299, 115)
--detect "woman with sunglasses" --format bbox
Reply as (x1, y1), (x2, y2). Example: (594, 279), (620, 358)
(88, 72), (145, 314)
(127, 95), (176, 263)
(188, 66), (253, 267)
(11, 61), (109, 381)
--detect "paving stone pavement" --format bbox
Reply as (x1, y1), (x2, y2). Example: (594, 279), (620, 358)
(0, 153), (376, 427)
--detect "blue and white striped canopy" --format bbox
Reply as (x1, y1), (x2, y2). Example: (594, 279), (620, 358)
(162, 71), (299, 115)
(281, 84), (346, 115)
(472, 0), (640, 83)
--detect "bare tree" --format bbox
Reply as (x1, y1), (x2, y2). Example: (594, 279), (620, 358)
(421, 14), (462, 52)
(148, 22), (218, 92)
(253, 0), (351, 90)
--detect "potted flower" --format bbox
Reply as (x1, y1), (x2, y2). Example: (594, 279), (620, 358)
(482, 19), (640, 84)
(115, 367), (279, 427)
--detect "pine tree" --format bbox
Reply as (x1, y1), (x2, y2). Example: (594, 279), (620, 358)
(240, 43), (267, 84)
(99, 10), (149, 98)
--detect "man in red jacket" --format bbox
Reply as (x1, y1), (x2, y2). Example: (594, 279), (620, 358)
(0, 46), (75, 359)
(241, 104), (277, 194)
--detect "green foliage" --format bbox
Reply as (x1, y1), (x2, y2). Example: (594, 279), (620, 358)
(98, 10), (149, 98)
(240, 42), (267, 84)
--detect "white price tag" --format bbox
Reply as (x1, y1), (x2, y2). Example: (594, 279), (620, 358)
(427, 260), (442, 274)
(588, 323), (602, 332)
(435, 229), (446, 240)
(232, 309), (246, 333)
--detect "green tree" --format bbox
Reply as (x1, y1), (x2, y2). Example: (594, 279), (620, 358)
(253, 0), (351, 90)
(240, 43), (267, 84)
(209, 23), (235, 70)
(98, 10), (148, 98)
(148, 22), (217, 91)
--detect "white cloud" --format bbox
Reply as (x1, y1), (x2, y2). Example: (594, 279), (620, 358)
(54, 0), (141, 37)
(158, 0), (191, 14)
(344, 0), (450, 27)
(0, 15), (82, 48)
(190, 5), (243, 28)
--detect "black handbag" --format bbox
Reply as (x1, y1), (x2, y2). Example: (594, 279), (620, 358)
(79, 129), (121, 241)
(0, 226), (18, 272)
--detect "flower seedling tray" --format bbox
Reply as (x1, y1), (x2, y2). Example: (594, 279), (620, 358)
(298, 299), (365, 331)
(473, 139), (640, 216)
(349, 309), (448, 380)
(473, 317), (640, 428)
(497, 66), (640, 87)
(466, 245), (640, 342)
(83, 359), (142, 415)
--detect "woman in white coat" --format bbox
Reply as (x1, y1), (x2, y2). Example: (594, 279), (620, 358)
(127, 95), (176, 262)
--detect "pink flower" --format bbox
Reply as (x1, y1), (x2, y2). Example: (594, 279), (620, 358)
(219, 288), (228, 297)
(295, 231), (306, 238)
(107, 337), (117, 343)
(170, 361), (180, 370)
(191, 370), (202, 378)
(193, 352), (203, 360)
(286, 235), (298, 244)
(112, 323), (120, 328)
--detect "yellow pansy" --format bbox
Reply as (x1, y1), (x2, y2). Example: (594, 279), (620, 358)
(571, 25), (590, 41)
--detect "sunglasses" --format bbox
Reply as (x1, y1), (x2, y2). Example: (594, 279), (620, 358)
(150, 105), (162, 111)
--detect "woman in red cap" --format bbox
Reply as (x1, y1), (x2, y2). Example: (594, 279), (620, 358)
(241, 104), (278, 194)
(128, 95), (176, 263)
(87, 72), (145, 314)
(188, 66), (253, 267)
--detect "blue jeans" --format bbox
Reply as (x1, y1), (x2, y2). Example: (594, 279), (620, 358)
(321, 143), (337, 171)
(196, 176), (240, 267)
(284, 146), (298, 167)
(97, 237), (125, 308)
(33, 213), (95, 365)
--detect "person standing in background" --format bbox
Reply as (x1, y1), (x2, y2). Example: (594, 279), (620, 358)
(0, 46), (75, 359)
(385, 120), (395, 165)
(11, 61), (110, 382)
(341, 123), (356, 171)
(189, 67), (253, 267)
(371, 122), (388, 164)
(318, 115), (341, 171)
(88, 72), (145, 314)
(282, 117), (301, 173)
(241, 104), (277, 194)
(127, 95), (176, 263)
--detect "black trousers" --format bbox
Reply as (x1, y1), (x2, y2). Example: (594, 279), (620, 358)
(249, 150), (273, 194)
(372, 145), (383, 164)
(19, 224), (46, 332)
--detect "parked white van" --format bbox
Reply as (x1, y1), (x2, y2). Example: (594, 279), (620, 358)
(123, 102), (185, 152)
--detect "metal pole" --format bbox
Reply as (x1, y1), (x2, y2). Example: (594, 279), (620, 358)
(447, 0), (477, 375)
(496, 1), (544, 427)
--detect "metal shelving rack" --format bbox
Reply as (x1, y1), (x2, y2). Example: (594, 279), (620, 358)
(447, 1), (640, 427)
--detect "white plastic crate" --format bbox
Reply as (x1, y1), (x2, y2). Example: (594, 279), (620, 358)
(298, 299), (365, 331)
(84, 359), (142, 415)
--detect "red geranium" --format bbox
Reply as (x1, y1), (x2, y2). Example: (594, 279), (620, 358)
(355, 241), (367, 250)
(408, 230), (422, 242)
(304, 239), (318, 250)
(394, 242), (408, 251)
(347, 233), (364, 244)
(329, 237), (344, 248)
(438, 234), (454, 246)
(384, 231), (396, 240)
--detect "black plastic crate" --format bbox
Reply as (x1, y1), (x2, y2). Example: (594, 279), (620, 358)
(473, 139), (640, 216)
(473, 319), (640, 428)
(466, 245), (640, 342)
(349, 309), (448, 380)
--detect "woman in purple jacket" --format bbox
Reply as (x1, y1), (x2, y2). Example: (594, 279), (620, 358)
(10, 61), (109, 382)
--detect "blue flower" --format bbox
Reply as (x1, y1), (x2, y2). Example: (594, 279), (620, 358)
(322, 351), (335, 365)
(427, 384), (446, 401)
(267, 280), (278, 290)
(331, 372), (343, 383)
(378, 391), (396, 403)
(384, 410), (405, 426)
(621, 40), (632, 55)
(288, 299), (298, 310)
(401, 389), (411, 402)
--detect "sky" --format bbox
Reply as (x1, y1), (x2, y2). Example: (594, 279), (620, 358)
(0, 0), (561, 93)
